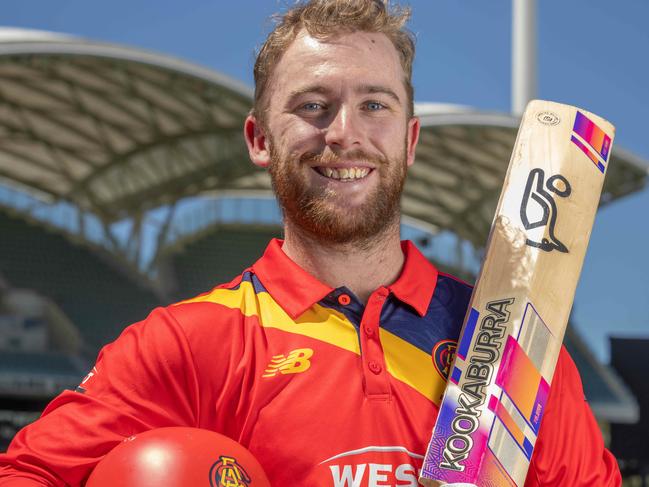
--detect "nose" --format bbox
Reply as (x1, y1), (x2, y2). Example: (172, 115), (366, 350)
(323, 106), (362, 150)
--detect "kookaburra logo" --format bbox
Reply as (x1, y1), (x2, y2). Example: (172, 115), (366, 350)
(520, 168), (571, 253)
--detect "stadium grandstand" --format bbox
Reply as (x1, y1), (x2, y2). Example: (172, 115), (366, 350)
(0, 27), (645, 460)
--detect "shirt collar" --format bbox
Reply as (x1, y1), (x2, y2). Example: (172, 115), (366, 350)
(252, 238), (438, 319)
(388, 240), (439, 316)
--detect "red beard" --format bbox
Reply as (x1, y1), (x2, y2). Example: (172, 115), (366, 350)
(268, 142), (407, 247)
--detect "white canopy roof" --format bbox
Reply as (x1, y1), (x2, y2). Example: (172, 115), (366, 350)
(0, 27), (646, 247)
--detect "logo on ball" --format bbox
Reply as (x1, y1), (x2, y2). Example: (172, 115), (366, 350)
(209, 456), (251, 487)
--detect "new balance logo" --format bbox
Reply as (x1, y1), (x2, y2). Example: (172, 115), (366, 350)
(262, 348), (313, 378)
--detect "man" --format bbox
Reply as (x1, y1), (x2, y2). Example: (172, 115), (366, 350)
(0, 1), (621, 486)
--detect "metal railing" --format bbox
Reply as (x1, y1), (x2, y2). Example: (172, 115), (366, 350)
(0, 180), (481, 279)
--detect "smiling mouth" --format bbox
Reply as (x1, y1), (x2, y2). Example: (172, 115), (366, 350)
(314, 166), (372, 181)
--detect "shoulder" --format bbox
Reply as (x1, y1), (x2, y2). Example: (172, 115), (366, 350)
(552, 345), (588, 402)
(164, 268), (269, 340)
(436, 271), (473, 292)
(168, 269), (253, 320)
(432, 271), (474, 312)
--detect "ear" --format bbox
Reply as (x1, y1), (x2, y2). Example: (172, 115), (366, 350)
(244, 114), (271, 168)
(405, 116), (420, 167)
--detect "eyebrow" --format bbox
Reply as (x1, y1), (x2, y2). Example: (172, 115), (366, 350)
(286, 85), (331, 105)
(357, 84), (401, 104)
(286, 83), (402, 105)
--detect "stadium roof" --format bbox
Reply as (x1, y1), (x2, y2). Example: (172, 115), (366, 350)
(0, 27), (647, 249)
(0, 27), (253, 222)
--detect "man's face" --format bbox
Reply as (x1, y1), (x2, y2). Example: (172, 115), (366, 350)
(251, 30), (419, 245)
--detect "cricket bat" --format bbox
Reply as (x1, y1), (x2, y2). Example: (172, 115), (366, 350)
(419, 100), (615, 487)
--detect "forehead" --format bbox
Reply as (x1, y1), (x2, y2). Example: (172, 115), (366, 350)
(269, 30), (405, 100)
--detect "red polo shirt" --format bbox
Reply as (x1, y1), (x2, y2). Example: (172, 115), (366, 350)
(0, 239), (620, 486)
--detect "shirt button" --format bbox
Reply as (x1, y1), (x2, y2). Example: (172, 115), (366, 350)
(368, 361), (382, 374)
(338, 294), (351, 306)
(364, 325), (374, 336)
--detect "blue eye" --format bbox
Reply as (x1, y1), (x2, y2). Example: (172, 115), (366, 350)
(366, 101), (385, 111)
(302, 102), (323, 111)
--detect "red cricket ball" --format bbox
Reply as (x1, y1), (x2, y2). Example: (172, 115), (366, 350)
(85, 427), (270, 487)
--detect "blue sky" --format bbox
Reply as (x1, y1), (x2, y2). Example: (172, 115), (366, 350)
(2, 0), (648, 361)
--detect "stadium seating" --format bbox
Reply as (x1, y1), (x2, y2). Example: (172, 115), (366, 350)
(0, 211), (161, 354)
(164, 225), (282, 299)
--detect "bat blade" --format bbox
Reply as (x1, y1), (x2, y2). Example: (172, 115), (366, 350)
(419, 100), (615, 487)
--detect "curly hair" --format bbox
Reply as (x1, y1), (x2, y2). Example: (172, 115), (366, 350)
(253, 0), (416, 123)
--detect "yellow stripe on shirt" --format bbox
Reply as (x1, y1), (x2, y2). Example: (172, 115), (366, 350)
(178, 280), (445, 403)
(177, 280), (360, 354)
(380, 328), (447, 405)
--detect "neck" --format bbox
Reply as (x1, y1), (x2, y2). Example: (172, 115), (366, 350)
(281, 220), (405, 304)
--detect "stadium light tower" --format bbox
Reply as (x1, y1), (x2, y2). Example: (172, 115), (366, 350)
(512, 0), (537, 115)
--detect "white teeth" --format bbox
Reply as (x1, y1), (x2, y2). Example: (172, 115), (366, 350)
(318, 166), (370, 181)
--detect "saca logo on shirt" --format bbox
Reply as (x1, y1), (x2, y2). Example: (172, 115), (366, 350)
(320, 446), (423, 487)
